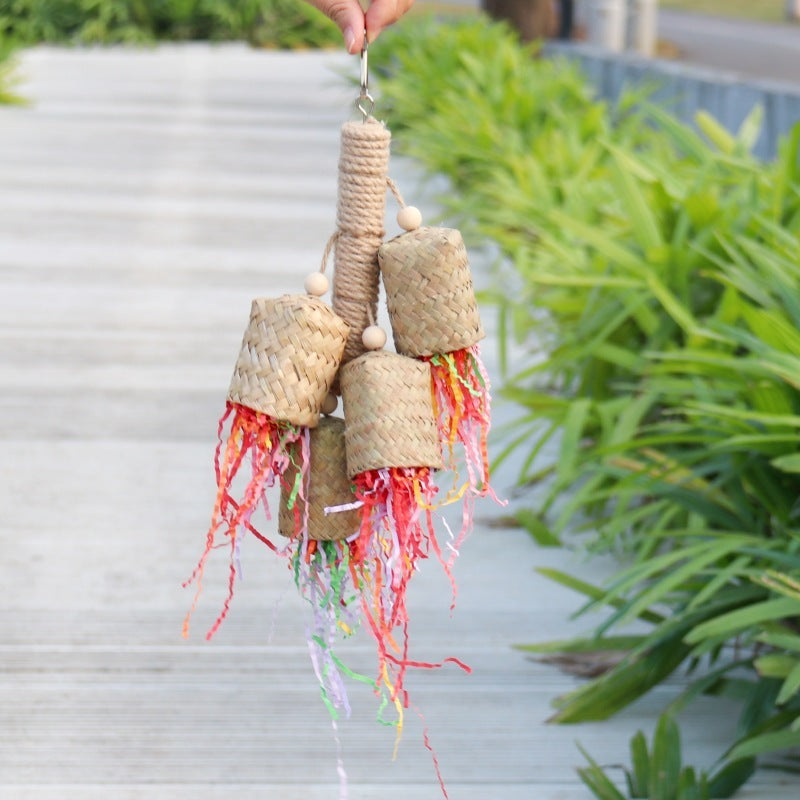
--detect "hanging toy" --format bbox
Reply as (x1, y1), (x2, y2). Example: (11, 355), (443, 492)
(183, 272), (349, 639)
(379, 210), (496, 503)
(183, 35), (481, 800)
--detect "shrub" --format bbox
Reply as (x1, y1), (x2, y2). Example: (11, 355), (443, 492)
(0, 0), (340, 47)
(371, 15), (800, 794)
(578, 714), (756, 800)
(0, 36), (23, 103)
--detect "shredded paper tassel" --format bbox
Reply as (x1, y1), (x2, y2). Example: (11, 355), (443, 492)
(183, 402), (309, 639)
(293, 539), (363, 719)
(426, 344), (497, 500)
(351, 466), (437, 715)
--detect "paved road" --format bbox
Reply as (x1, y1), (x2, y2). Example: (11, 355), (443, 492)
(659, 9), (800, 84)
(0, 44), (794, 799)
(422, 2), (800, 84)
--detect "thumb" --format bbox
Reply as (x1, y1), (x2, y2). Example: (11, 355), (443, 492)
(304, 0), (366, 53)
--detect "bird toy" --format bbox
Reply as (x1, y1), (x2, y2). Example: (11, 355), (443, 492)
(183, 35), (497, 799)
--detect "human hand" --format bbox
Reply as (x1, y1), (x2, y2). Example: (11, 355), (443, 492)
(305, 0), (415, 53)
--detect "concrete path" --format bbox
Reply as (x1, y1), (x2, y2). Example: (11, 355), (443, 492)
(0, 44), (795, 799)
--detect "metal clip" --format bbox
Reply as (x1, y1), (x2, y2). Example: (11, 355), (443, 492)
(356, 31), (375, 121)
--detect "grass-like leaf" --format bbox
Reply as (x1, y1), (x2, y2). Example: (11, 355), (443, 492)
(727, 729), (800, 761)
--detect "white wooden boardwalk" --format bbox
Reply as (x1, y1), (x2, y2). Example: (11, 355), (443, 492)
(0, 45), (794, 799)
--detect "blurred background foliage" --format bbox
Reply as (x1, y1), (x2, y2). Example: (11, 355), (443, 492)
(0, 35), (23, 102)
(0, 0), (340, 47)
(371, 14), (800, 799)
(0, 0), (342, 103)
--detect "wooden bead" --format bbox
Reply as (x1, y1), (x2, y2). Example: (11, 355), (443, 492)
(397, 205), (422, 232)
(321, 393), (338, 415)
(304, 271), (329, 296)
(361, 325), (387, 351)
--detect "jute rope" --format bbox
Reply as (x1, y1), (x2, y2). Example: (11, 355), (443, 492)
(386, 176), (406, 209)
(278, 416), (359, 541)
(332, 119), (391, 365)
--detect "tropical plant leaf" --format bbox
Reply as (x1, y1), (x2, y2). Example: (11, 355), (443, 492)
(628, 730), (650, 798)
(577, 744), (628, 800)
(707, 757), (757, 799)
(686, 598), (800, 644)
(536, 567), (665, 624)
(513, 509), (560, 547)
(777, 662), (800, 706)
(649, 715), (681, 800)
(727, 729), (800, 761)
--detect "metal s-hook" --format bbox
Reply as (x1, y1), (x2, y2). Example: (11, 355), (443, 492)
(356, 30), (375, 121)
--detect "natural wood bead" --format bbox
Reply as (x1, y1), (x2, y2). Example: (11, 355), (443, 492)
(321, 393), (338, 415)
(361, 325), (387, 351)
(304, 271), (329, 296)
(397, 205), (422, 232)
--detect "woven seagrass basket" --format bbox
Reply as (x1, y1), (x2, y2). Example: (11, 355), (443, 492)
(278, 416), (359, 541)
(340, 350), (443, 478)
(227, 295), (349, 428)
(378, 227), (485, 357)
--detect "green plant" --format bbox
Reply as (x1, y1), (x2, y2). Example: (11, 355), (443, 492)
(244, 0), (338, 49)
(578, 715), (756, 800)
(370, 14), (800, 794)
(0, 0), (340, 46)
(0, 37), (24, 103)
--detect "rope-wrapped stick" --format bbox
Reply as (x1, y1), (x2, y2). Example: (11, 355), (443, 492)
(332, 118), (391, 366)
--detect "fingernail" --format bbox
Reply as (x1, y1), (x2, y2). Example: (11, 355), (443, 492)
(344, 27), (356, 53)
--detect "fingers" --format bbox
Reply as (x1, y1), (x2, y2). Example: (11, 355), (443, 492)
(365, 0), (415, 43)
(303, 0), (415, 53)
(305, 0), (366, 53)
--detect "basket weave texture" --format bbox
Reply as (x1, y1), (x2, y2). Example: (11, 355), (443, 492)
(227, 295), (349, 428)
(278, 416), (358, 541)
(378, 227), (485, 357)
(340, 350), (444, 478)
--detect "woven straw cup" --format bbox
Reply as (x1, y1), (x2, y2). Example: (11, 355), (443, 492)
(378, 227), (485, 357)
(227, 295), (349, 428)
(278, 416), (359, 542)
(340, 350), (444, 478)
